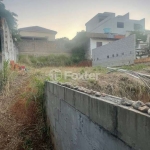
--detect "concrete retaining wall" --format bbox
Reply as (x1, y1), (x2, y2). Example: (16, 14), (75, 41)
(45, 82), (150, 150)
(92, 35), (136, 67)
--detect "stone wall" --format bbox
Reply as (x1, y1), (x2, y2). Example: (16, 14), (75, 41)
(45, 82), (150, 150)
(92, 35), (136, 67)
(17, 39), (72, 56)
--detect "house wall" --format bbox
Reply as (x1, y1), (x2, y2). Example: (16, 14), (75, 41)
(92, 35), (136, 67)
(86, 13), (115, 32)
(19, 31), (56, 41)
(86, 13), (145, 34)
(89, 38), (116, 58)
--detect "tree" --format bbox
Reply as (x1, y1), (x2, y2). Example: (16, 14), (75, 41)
(70, 31), (89, 63)
(130, 31), (147, 43)
(56, 37), (69, 41)
(0, 0), (19, 40)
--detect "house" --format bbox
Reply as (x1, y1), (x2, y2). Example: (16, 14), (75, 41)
(17, 26), (71, 56)
(0, 17), (18, 70)
(85, 12), (145, 35)
(19, 26), (57, 41)
(92, 35), (136, 67)
(86, 32), (125, 58)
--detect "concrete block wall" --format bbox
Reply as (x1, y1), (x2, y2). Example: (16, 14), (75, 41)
(0, 18), (18, 70)
(45, 82), (150, 150)
(92, 35), (136, 67)
(17, 39), (72, 56)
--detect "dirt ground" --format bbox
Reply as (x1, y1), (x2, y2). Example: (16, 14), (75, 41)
(0, 74), (52, 150)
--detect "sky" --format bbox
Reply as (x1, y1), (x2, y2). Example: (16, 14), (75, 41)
(2, 0), (150, 39)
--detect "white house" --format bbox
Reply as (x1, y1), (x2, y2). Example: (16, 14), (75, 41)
(92, 35), (136, 67)
(86, 32), (125, 59)
(85, 12), (145, 35)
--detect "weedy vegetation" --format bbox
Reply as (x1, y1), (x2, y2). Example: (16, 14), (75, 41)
(0, 61), (17, 95)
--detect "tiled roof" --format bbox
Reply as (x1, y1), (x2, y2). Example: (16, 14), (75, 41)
(19, 26), (57, 34)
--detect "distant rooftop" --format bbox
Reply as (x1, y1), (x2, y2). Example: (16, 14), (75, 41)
(19, 26), (57, 34)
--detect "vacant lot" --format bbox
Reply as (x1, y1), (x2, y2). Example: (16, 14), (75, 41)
(34, 64), (150, 102)
(0, 63), (150, 149)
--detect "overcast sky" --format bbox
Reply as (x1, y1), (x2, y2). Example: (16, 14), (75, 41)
(3, 0), (150, 39)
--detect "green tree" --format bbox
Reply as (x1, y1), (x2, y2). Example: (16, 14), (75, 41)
(0, 0), (19, 40)
(130, 31), (147, 43)
(71, 31), (89, 63)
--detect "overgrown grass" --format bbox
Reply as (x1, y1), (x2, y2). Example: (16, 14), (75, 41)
(19, 72), (52, 150)
(92, 66), (108, 74)
(19, 54), (73, 67)
(0, 61), (17, 94)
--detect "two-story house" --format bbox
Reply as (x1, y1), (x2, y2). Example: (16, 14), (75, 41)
(85, 12), (145, 34)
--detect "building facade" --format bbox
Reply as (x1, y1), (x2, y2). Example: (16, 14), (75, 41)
(86, 32), (125, 59)
(86, 12), (145, 35)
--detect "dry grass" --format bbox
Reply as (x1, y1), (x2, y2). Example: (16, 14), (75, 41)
(77, 73), (150, 102)
(0, 70), (52, 150)
(0, 63), (150, 150)
(36, 65), (150, 102)
(0, 74), (30, 150)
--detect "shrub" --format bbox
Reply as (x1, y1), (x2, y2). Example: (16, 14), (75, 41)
(19, 54), (73, 67)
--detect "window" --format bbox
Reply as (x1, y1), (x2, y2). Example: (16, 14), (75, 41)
(96, 42), (102, 47)
(112, 54), (114, 57)
(107, 55), (109, 58)
(117, 22), (124, 28)
(116, 54), (118, 57)
(122, 52), (124, 55)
